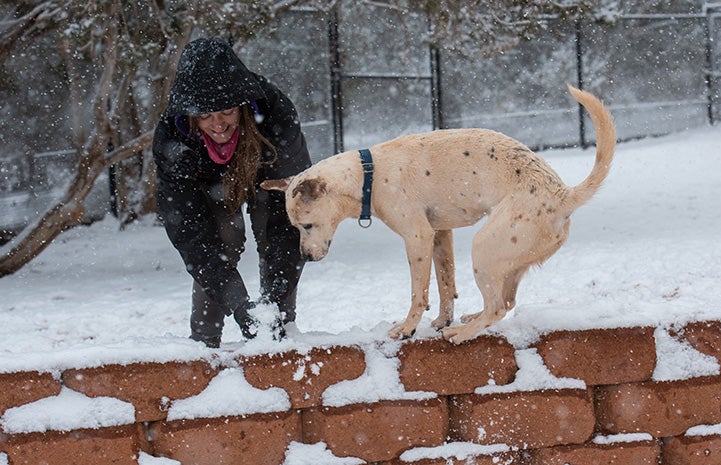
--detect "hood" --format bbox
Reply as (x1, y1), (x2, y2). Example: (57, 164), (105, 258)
(166, 37), (266, 116)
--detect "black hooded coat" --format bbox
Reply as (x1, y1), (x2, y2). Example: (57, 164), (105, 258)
(152, 38), (311, 326)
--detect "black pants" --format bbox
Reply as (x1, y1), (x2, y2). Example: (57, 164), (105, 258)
(190, 185), (246, 342)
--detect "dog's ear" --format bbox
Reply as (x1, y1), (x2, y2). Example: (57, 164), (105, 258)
(260, 178), (292, 192)
(292, 178), (327, 202)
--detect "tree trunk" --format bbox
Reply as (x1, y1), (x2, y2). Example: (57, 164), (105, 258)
(0, 132), (153, 277)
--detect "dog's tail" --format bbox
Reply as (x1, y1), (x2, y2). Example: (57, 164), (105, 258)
(562, 85), (616, 213)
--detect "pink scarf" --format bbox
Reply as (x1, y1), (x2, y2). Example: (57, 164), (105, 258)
(201, 127), (240, 165)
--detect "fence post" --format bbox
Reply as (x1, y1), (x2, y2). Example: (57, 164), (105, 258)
(704, 6), (717, 125)
(327, 7), (344, 154)
(430, 45), (444, 130)
(575, 17), (587, 149)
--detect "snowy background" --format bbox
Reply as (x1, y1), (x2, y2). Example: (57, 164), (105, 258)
(0, 125), (720, 463)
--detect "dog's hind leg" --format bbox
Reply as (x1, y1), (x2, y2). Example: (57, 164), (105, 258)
(459, 267), (524, 324)
(501, 267), (525, 314)
(431, 229), (457, 330)
(445, 203), (570, 344)
(443, 201), (537, 343)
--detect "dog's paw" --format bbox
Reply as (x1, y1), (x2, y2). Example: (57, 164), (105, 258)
(442, 326), (472, 345)
(388, 322), (416, 339)
(431, 316), (452, 330)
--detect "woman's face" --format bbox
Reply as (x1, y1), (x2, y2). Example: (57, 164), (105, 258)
(195, 107), (240, 144)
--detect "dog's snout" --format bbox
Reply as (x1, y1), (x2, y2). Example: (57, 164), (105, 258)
(300, 239), (332, 262)
(302, 252), (319, 262)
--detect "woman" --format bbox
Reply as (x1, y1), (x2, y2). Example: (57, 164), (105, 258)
(153, 37), (311, 347)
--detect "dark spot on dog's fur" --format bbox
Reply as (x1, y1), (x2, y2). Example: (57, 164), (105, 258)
(530, 185), (536, 194)
(463, 150), (470, 157)
(536, 210), (542, 216)
(487, 147), (497, 160)
(516, 169), (522, 176)
(384, 178), (389, 183)
(472, 171), (477, 175)
(511, 236), (518, 244)
(426, 170), (431, 176)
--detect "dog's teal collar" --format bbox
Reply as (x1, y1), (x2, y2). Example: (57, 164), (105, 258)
(358, 148), (373, 228)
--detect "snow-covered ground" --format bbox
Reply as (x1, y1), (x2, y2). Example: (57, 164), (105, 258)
(1, 126), (720, 463)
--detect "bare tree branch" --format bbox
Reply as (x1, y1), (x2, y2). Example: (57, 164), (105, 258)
(105, 131), (155, 167)
(0, 3), (61, 58)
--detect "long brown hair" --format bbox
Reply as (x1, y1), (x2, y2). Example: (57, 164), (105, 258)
(191, 104), (277, 212)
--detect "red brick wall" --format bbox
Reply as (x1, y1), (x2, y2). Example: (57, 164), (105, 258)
(2, 320), (721, 464)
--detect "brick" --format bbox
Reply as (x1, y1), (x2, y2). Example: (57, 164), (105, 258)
(149, 410), (301, 465)
(595, 377), (721, 437)
(0, 371), (62, 415)
(398, 335), (517, 395)
(302, 399), (448, 463)
(662, 434), (721, 465)
(242, 345), (365, 409)
(528, 440), (660, 464)
(63, 361), (218, 422)
(449, 389), (594, 449)
(533, 327), (656, 386)
(0, 425), (143, 465)
(674, 320), (721, 364)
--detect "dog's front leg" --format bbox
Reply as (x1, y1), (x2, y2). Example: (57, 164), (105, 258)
(388, 233), (435, 339)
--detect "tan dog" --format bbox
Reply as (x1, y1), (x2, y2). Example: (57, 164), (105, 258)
(261, 85), (615, 344)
